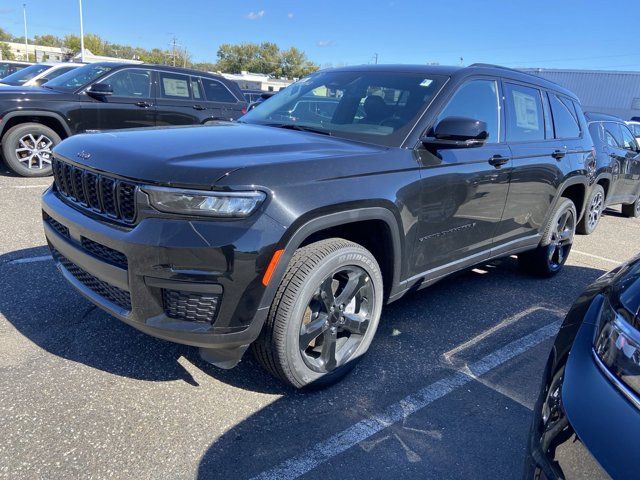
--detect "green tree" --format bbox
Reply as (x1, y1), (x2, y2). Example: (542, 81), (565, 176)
(214, 42), (318, 77)
(0, 28), (13, 42)
(0, 42), (15, 60)
(63, 34), (81, 53)
(34, 34), (63, 47)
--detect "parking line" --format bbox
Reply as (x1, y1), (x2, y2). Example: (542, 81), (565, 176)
(572, 250), (620, 265)
(251, 321), (561, 480)
(6, 255), (52, 265)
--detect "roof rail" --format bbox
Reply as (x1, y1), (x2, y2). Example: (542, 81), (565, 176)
(468, 63), (524, 74)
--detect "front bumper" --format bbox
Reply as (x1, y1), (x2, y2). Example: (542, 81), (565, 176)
(42, 186), (284, 361)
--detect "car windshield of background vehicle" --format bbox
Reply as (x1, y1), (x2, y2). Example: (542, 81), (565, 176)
(0, 64), (50, 85)
(241, 70), (448, 147)
(43, 63), (115, 91)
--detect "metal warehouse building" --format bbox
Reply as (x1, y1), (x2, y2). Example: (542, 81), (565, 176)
(520, 68), (640, 120)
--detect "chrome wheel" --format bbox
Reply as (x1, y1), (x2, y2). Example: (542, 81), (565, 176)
(548, 209), (575, 270)
(587, 191), (604, 230)
(298, 266), (374, 373)
(15, 133), (54, 170)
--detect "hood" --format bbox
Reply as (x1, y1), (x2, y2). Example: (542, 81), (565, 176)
(612, 254), (640, 320)
(53, 122), (385, 187)
(0, 85), (74, 97)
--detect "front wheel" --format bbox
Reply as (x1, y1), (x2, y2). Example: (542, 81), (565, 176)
(576, 184), (604, 235)
(519, 198), (576, 277)
(621, 197), (640, 218)
(252, 238), (384, 389)
(1, 123), (61, 177)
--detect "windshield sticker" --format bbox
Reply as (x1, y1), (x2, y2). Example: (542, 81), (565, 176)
(420, 79), (434, 87)
(513, 90), (540, 131)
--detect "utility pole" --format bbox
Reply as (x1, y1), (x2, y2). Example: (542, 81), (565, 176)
(22, 4), (28, 61)
(170, 35), (178, 67)
(373, 53), (378, 64)
(78, 0), (85, 62)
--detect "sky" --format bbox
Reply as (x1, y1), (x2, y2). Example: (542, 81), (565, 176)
(2, 0), (639, 71)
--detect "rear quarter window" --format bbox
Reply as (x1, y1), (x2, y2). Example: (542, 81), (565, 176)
(549, 93), (581, 139)
(202, 79), (238, 103)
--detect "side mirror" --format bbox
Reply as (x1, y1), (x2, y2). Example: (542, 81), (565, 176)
(33, 77), (49, 87)
(421, 116), (489, 148)
(87, 83), (113, 97)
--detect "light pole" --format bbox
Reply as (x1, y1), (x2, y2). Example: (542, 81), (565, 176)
(78, 0), (85, 62)
(22, 4), (28, 62)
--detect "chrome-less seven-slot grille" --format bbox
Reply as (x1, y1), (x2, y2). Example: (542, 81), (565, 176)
(52, 157), (138, 224)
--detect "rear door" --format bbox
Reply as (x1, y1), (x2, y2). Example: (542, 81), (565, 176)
(414, 77), (511, 273)
(83, 67), (156, 130)
(497, 83), (565, 245)
(604, 122), (632, 202)
(155, 70), (203, 126)
(619, 123), (640, 197)
(200, 77), (245, 121)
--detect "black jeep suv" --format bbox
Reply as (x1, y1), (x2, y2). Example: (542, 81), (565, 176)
(578, 113), (640, 234)
(0, 62), (247, 177)
(42, 64), (593, 388)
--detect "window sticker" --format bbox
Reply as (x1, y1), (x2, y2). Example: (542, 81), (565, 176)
(163, 78), (189, 97)
(420, 79), (433, 87)
(513, 90), (539, 130)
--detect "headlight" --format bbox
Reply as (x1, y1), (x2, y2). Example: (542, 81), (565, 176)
(143, 186), (266, 218)
(593, 296), (640, 404)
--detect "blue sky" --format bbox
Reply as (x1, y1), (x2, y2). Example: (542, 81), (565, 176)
(2, 0), (639, 71)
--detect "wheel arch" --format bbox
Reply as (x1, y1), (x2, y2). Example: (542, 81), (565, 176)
(0, 110), (72, 141)
(258, 206), (404, 311)
(557, 178), (588, 222)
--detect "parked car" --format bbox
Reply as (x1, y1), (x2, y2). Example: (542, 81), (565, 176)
(524, 254), (640, 479)
(242, 89), (266, 103)
(247, 91), (275, 111)
(580, 113), (640, 233)
(0, 60), (32, 79)
(0, 62), (80, 87)
(626, 120), (640, 143)
(42, 64), (593, 388)
(0, 62), (247, 177)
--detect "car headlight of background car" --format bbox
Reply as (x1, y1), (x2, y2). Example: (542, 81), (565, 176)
(143, 186), (266, 218)
(593, 295), (640, 403)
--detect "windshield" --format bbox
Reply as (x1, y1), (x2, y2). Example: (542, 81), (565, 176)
(241, 70), (447, 147)
(0, 64), (50, 85)
(44, 63), (115, 91)
(0, 63), (25, 79)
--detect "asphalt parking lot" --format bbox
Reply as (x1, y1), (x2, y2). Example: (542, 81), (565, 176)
(1, 165), (638, 480)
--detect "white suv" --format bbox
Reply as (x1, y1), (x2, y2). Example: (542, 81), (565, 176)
(0, 62), (80, 87)
(626, 121), (640, 143)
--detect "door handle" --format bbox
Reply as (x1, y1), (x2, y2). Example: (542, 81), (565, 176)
(551, 150), (566, 160)
(193, 105), (206, 110)
(135, 101), (152, 108)
(488, 155), (510, 168)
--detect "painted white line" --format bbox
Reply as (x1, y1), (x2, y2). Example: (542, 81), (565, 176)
(251, 321), (561, 480)
(572, 249), (620, 265)
(6, 255), (52, 265)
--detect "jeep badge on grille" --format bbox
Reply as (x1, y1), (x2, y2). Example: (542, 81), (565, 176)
(77, 151), (91, 160)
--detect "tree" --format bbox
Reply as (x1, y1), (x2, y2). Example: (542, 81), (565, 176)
(63, 34), (81, 53)
(0, 28), (12, 42)
(214, 42), (318, 78)
(34, 34), (63, 47)
(0, 42), (14, 60)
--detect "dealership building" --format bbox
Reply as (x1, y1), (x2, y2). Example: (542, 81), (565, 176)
(520, 68), (640, 120)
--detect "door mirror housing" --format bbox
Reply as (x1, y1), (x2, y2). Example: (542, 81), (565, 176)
(33, 77), (49, 87)
(421, 116), (489, 148)
(87, 83), (113, 97)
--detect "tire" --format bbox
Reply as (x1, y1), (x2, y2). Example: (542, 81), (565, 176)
(252, 238), (384, 389)
(621, 197), (640, 218)
(576, 184), (605, 235)
(1, 123), (61, 177)
(519, 198), (577, 277)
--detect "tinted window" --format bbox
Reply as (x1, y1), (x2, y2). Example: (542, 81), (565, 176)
(190, 78), (203, 100)
(549, 94), (580, 139)
(620, 124), (638, 151)
(437, 79), (500, 143)
(0, 64), (49, 85)
(202, 78), (237, 103)
(605, 122), (624, 147)
(159, 72), (190, 99)
(504, 83), (544, 142)
(44, 66), (77, 81)
(106, 69), (152, 98)
(588, 123), (603, 145)
(542, 92), (554, 139)
(45, 63), (115, 91)
(630, 124), (640, 136)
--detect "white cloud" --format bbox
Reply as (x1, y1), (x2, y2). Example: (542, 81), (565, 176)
(246, 10), (265, 20)
(317, 40), (334, 47)
(287, 12), (294, 19)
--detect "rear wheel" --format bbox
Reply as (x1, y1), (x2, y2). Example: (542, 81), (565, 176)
(2, 123), (60, 177)
(252, 238), (383, 389)
(576, 184), (604, 235)
(621, 197), (640, 218)
(519, 198), (576, 277)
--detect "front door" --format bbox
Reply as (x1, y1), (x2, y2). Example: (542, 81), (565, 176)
(414, 78), (510, 274)
(83, 68), (156, 131)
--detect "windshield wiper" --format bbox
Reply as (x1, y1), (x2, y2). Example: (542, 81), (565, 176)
(265, 123), (332, 136)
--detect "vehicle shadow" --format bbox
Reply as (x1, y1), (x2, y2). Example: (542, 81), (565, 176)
(0, 246), (608, 477)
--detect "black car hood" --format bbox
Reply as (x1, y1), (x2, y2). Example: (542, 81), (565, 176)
(0, 85), (59, 95)
(53, 123), (385, 187)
